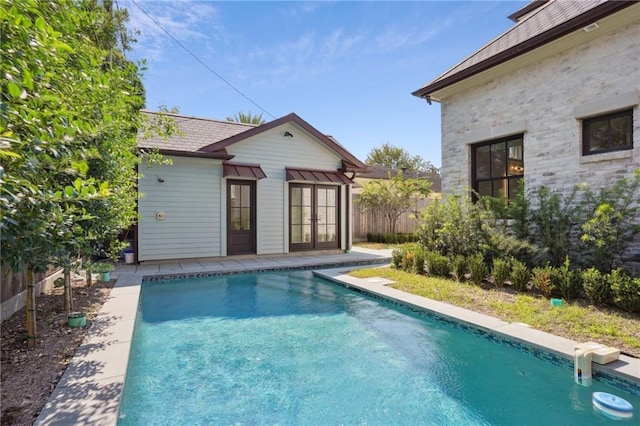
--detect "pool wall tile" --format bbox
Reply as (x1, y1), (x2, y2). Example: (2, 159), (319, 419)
(314, 268), (640, 396)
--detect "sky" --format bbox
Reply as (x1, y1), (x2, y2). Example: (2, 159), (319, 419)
(124, 1), (529, 168)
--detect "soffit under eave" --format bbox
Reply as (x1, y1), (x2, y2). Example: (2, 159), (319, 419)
(427, 8), (640, 102)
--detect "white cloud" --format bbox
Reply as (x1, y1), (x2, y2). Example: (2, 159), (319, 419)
(375, 17), (453, 52)
(125, 0), (225, 62)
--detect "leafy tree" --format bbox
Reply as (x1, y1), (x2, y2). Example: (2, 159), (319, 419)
(365, 142), (437, 173)
(357, 172), (431, 234)
(1, 0), (145, 345)
(226, 111), (266, 125)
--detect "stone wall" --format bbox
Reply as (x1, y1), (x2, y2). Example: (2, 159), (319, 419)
(439, 20), (640, 273)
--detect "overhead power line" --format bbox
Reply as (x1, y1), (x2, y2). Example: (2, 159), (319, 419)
(129, 0), (276, 119)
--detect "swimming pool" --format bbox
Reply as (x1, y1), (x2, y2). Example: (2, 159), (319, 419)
(118, 271), (639, 425)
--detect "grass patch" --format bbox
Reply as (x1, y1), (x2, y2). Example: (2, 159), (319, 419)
(349, 267), (640, 357)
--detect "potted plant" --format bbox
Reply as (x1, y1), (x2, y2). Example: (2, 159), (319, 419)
(93, 262), (115, 282)
(67, 311), (87, 328)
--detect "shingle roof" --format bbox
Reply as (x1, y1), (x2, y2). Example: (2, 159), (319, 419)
(138, 110), (367, 171)
(138, 110), (255, 152)
(412, 0), (636, 99)
(200, 112), (367, 171)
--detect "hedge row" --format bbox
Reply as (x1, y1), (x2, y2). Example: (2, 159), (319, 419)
(392, 246), (640, 313)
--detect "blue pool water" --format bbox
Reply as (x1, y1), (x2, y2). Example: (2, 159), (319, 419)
(118, 271), (639, 425)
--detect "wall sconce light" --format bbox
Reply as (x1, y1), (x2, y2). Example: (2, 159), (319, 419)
(157, 175), (165, 183)
(284, 131), (294, 138)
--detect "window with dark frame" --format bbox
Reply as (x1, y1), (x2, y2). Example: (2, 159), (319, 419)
(582, 109), (633, 155)
(472, 135), (524, 201)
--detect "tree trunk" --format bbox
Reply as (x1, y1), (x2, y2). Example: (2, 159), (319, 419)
(63, 267), (73, 313)
(26, 269), (37, 348)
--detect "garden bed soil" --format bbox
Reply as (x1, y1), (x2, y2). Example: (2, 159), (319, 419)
(1, 274), (115, 426)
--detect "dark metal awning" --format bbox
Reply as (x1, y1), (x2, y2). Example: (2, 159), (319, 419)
(223, 162), (267, 179)
(285, 167), (352, 184)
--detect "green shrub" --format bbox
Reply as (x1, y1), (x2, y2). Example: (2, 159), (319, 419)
(578, 169), (640, 273)
(491, 258), (510, 288)
(452, 255), (467, 282)
(402, 250), (415, 273)
(413, 248), (426, 275)
(468, 253), (488, 286)
(417, 195), (492, 259)
(528, 186), (580, 267)
(425, 251), (451, 278)
(391, 248), (404, 269)
(510, 259), (531, 292)
(581, 267), (611, 306)
(554, 257), (582, 301)
(610, 269), (640, 313)
(367, 233), (418, 244)
(92, 262), (114, 273)
(532, 265), (555, 298)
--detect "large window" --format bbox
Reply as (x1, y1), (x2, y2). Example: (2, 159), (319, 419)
(472, 135), (524, 200)
(583, 109), (633, 155)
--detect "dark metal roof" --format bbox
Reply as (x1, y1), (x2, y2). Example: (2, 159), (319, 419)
(223, 162), (267, 180)
(412, 0), (636, 100)
(285, 167), (353, 184)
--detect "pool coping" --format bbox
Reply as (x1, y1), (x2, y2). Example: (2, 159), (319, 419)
(35, 258), (640, 425)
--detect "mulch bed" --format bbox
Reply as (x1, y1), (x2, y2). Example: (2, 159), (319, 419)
(1, 274), (115, 426)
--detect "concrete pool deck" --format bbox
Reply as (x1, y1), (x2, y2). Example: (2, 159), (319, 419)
(35, 248), (639, 425)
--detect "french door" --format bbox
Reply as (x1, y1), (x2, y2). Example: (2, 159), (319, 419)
(290, 184), (339, 251)
(227, 180), (256, 255)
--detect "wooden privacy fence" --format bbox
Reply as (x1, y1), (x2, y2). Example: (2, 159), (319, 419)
(1, 264), (60, 321)
(352, 196), (432, 241)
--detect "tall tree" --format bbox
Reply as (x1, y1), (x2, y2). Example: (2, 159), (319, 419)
(357, 172), (432, 234)
(365, 142), (437, 173)
(226, 111), (266, 125)
(1, 0), (145, 345)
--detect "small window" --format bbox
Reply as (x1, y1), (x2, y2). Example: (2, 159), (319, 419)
(583, 109), (633, 155)
(472, 135), (524, 201)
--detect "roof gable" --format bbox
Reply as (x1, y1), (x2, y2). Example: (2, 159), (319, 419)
(138, 111), (366, 171)
(413, 0), (637, 100)
(200, 112), (366, 171)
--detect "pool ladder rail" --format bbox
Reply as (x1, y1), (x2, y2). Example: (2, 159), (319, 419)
(574, 342), (620, 387)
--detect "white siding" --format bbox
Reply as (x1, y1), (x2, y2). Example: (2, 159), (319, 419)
(227, 124), (345, 254)
(138, 156), (223, 261)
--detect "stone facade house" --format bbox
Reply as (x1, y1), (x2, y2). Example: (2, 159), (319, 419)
(412, 0), (639, 266)
(136, 111), (365, 263)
